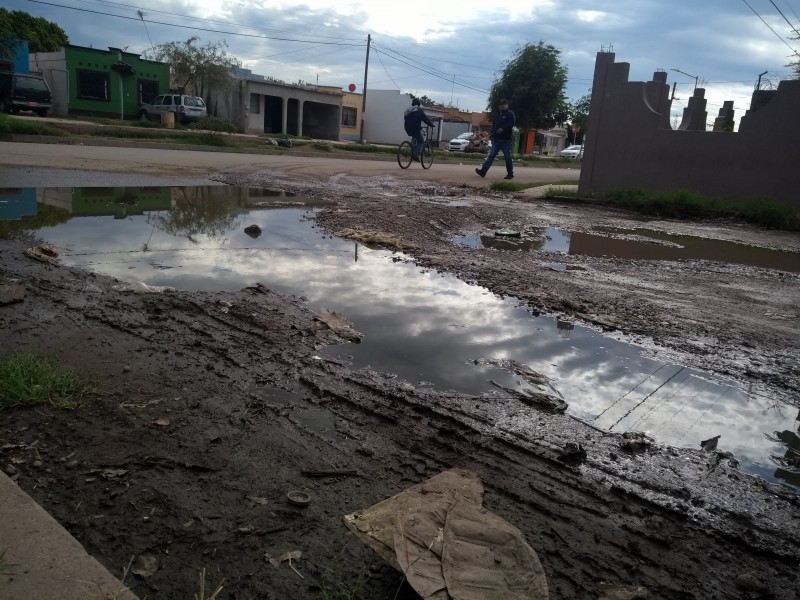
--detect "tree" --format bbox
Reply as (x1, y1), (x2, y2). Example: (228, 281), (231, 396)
(406, 93), (436, 106)
(789, 33), (800, 78)
(0, 8), (68, 58)
(143, 37), (240, 98)
(567, 93), (591, 143)
(488, 42), (568, 131)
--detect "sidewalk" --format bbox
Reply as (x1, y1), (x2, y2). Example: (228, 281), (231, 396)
(0, 472), (138, 600)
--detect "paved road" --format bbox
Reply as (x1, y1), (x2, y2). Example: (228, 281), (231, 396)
(0, 141), (581, 188)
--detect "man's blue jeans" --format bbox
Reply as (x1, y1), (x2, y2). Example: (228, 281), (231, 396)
(479, 138), (513, 174)
(411, 130), (425, 157)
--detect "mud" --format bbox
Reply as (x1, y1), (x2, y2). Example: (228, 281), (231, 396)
(1, 153), (799, 600)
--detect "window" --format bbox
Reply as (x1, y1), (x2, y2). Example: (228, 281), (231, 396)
(77, 69), (110, 101)
(138, 79), (159, 104)
(341, 106), (357, 127)
(249, 93), (260, 114)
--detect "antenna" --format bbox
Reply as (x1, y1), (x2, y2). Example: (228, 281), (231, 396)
(138, 10), (156, 54)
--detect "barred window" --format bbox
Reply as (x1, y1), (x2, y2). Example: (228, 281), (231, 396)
(77, 69), (109, 101)
(138, 79), (159, 104)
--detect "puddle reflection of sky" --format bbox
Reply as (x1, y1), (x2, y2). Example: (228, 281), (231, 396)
(4, 187), (797, 490)
(454, 225), (800, 273)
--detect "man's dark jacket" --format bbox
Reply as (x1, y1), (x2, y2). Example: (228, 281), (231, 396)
(404, 106), (433, 135)
(491, 108), (516, 141)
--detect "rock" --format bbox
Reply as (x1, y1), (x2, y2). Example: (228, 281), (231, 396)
(244, 224), (262, 238)
(131, 553), (159, 578)
(559, 442), (587, 464)
(734, 572), (770, 594)
(0, 281), (26, 304)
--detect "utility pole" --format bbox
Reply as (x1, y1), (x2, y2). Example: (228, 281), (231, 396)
(359, 34), (370, 143)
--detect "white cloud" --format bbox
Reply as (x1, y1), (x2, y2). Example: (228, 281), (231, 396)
(10, 0), (798, 116)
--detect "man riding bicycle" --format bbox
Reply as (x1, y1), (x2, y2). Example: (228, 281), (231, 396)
(403, 98), (435, 162)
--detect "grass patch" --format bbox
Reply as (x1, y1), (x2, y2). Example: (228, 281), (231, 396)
(490, 179), (580, 192)
(0, 113), (68, 138)
(0, 352), (93, 410)
(0, 548), (17, 576)
(544, 187), (800, 232)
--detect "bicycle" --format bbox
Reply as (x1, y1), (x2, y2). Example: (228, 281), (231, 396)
(397, 124), (435, 170)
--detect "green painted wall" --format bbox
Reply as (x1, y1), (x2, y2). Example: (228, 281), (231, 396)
(64, 45), (169, 119)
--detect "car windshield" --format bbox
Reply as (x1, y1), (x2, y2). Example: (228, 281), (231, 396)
(15, 75), (49, 91)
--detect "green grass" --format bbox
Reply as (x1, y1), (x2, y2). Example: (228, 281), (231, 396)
(0, 352), (93, 410)
(0, 113), (67, 137)
(544, 186), (800, 232)
(490, 179), (580, 192)
(0, 548), (17, 576)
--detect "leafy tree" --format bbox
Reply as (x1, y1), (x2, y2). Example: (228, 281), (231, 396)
(487, 42), (568, 130)
(567, 93), (591, 143)
(789, 33), (800, 78)
(0, 9), (68, 58)
(405, 93), (436, 106)
(143, 37), (240, 99)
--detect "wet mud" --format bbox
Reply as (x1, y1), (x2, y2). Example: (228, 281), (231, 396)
(1, 162), (799, 600)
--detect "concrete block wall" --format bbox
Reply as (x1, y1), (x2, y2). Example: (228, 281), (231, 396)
(579, 52), (800, 207)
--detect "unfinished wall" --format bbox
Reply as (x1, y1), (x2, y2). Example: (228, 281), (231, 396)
(579, 52), (800, 207)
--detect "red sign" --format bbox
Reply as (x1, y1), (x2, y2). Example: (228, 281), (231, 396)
(348, 83), (356, 92)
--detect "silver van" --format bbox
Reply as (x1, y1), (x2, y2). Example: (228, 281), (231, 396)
(138, 94), (207, 124)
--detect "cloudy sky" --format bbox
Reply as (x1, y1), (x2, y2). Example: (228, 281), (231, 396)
(11, 0), (800, 124)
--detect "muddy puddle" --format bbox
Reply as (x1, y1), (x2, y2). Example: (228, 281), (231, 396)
(454, 227), (800, 272)
(2, 186), (798, 489)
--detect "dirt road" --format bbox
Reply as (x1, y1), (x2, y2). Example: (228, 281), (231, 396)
(1, 140), (798, 599)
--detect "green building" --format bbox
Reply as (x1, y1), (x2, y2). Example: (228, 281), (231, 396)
(29, 45), (169, 119)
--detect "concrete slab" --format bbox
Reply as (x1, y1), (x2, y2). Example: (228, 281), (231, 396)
(0, 472), (138, 600)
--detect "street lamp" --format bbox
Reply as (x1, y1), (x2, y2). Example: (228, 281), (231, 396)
(670, 68), (699, 91)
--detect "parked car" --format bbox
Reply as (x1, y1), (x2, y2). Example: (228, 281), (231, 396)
(138, 94), (207, 124)
(0, 72), (53, 117)
(559, 144), (583, 159)
(448, 132), (473, 152)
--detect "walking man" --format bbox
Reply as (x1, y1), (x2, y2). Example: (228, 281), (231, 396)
(475, 98), (516, 179)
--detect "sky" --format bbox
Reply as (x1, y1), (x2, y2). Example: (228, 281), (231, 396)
(9, 0), (800, 126)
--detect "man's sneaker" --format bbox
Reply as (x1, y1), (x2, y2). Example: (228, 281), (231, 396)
(504, 174), (514, 180)
(475, 168), (486, 177)
(412, 155), (420, 162)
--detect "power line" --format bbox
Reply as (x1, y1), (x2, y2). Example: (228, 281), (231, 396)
(371, 44), (489, 94)
(46, 0), (367, 44)
(27, 0), (366, 47)
(768, 0), (800, 38)
(740, 0), (800, 56)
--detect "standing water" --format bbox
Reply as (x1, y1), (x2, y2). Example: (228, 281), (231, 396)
(2, 185), (797, 489)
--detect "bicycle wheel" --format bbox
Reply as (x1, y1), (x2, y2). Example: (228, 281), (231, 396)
(397, 140), (413, 169)
(420, 141), (434, 169)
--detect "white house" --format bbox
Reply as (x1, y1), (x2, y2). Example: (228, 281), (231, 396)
(363, 90), (445, 146)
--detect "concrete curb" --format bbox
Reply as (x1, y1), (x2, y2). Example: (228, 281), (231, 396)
(0, 472), (138, 600)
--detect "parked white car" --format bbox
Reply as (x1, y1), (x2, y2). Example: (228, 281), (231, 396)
(559, 144), (583, 159)
(138, 94), (207, 124)
(448, 132), (473, 152)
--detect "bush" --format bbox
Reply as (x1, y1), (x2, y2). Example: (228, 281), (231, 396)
(193, 115), (239, 134)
